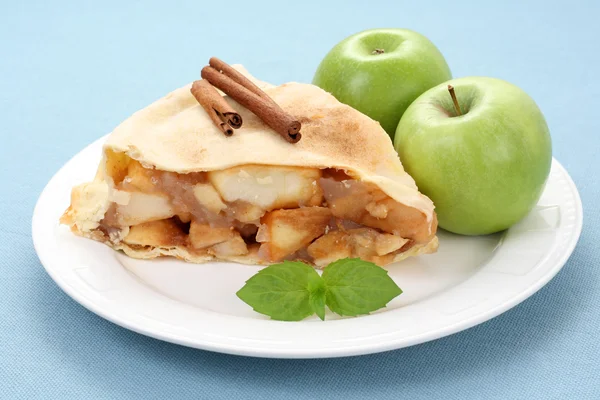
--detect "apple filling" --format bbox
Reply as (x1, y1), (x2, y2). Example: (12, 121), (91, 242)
(90, 158), (436, 267)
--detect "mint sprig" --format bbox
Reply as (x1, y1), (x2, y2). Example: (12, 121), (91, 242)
(236, 261), (324, 321)
(323, 258), (402, 317)
(236, 258), (402, 321)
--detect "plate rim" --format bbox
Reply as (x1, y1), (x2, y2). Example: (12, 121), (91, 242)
(33, 136), (583, 358)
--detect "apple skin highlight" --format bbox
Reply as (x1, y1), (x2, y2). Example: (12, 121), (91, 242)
(394, 77), (552, 236)
(312, 28), (452, 139)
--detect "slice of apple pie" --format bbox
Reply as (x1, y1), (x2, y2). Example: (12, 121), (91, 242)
(61, 66), (438, 267)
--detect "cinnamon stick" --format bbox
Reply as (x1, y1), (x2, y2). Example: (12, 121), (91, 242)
(190, 79), (241, 136)
(201, 65), (301, 143)
(209, 57), (271, 102)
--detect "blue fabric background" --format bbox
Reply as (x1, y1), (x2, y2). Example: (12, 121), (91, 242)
(1, 1), (599, 399)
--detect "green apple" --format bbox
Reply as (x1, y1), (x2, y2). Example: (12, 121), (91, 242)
(312, 28), (452, 138)
(394, 77), (552, 235)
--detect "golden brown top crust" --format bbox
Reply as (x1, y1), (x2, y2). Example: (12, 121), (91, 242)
(103, 66), (434, 220)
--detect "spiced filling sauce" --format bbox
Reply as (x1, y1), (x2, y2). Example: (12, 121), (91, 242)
(99, 160), (433, 266)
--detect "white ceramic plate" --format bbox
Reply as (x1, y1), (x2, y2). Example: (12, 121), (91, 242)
(33, 136), (582, 358)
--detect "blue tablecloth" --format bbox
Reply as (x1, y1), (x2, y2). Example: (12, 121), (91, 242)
(2, 1), (599, 398)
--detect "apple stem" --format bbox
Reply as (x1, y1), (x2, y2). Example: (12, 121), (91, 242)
(372, 48), (385, 55)
(447, 85), (462, 116)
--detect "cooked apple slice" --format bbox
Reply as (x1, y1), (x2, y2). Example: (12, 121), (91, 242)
(320, 177), (434, 243)
(375, 233), (409, 256)
(116, 192), (175, 226)
(192, 183), (227, 214)
(306, 230), (352, 267)
(104, 149), (131, 185)
(123, 160), (158, 193)
(176, 212), (192, 223)
(346, 228), (408, 259)
(124, 218), (187, 247)
(210, 234), (248, 257)
(189, 220), (234, 249)
(307, 228), (409, 267)
(208, 165), (323, 210)
(258, 207), (331, 261)
(228, 201), (265, 223)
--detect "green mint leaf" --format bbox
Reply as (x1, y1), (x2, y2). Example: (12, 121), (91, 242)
(236, 261), (322, 321)
(322, 258), (402, 317)
(308, 273), (326, 321)
(309, 291), (326, 321)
